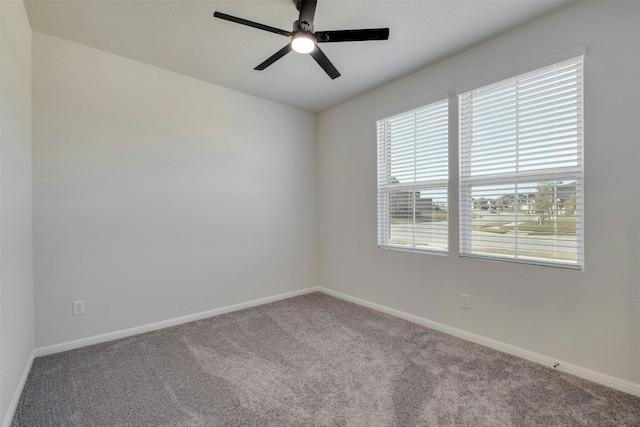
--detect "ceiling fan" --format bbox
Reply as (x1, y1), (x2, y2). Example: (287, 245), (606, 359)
(213, 0), (389, 79)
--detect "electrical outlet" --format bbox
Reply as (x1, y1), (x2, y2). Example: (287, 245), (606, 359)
(460, 294), (471, 310)
(301, 265), (307, 275)
(72, 300), (85, 316)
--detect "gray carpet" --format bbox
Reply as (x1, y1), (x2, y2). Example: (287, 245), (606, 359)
(12, 292), (640, 426)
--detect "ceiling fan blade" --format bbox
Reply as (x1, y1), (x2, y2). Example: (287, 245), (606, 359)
(316, 28), (390, 43)
(310, 46), (340, 79)
(213, 11), (292, 37)
(255, 44), (293, 70)
(297, 0), (317, 28)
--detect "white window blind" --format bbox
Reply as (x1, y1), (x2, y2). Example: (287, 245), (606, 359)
(459, 56), (584, 268)
(377, 99), (448, 253)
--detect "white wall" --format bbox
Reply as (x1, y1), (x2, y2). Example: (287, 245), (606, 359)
(0, 0), (34, 423)
(318, 1), (640, 385)
(32, 32), (317, 347)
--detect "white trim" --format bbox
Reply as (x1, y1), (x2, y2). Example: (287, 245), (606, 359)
(2, 351), (35, 427)
(318, 287), (640, 397)
(374, 92), (450, 123)
(35, 287), (321, 357)
(29, 285), (639, 398)
(454, 45), (586, 96)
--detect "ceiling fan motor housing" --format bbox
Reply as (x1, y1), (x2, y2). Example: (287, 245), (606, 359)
(294, 20), (313, 33)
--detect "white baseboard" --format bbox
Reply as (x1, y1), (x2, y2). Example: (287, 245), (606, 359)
(31, 285), (639, 398)
(3, 350), (35, 427)
(318, 287), (640, 397)
(35, 287), (321, 357)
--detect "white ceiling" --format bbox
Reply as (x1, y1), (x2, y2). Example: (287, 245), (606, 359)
(24, 0), (576, 113)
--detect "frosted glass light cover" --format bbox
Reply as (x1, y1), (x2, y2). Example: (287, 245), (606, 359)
(292, 34), (315, 54)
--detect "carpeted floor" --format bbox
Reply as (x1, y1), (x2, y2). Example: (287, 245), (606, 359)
(12, 292), (640, 426)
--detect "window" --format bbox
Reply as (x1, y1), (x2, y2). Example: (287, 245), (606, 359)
(377, 99), (449, 253)
(459, 56), (584, 268)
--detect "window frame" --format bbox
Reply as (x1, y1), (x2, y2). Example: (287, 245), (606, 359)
(376, 98), (450, 255)
(457, 56), (585, 270)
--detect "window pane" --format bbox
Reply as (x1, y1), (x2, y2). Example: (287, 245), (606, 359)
(384, 188), (448, 251)
(463, 181), (580, 264)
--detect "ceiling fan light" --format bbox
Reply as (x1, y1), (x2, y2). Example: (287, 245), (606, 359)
(291, 33), (315, 54)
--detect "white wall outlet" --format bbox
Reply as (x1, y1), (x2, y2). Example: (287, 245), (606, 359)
(460, 294), (471, 310)
(301, 265), (307, 275)
(72, 300), (85, 316)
